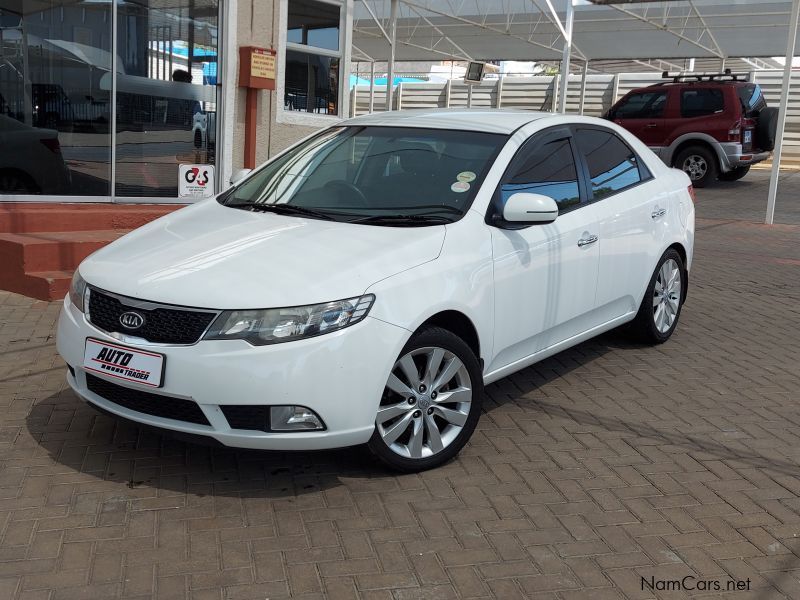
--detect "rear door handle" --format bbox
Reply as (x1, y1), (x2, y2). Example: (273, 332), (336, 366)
(577, 234), (598, 247)
(651, 207), (667, 219)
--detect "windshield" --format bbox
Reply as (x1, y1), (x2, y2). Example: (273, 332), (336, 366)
(220, 126), (506, 225)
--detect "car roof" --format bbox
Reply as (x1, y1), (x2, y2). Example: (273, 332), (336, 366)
(341, 108), (556, 135)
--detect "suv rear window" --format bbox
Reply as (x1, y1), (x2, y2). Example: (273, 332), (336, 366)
(737, 84), (767, 116)
(680, 88), (724, 118)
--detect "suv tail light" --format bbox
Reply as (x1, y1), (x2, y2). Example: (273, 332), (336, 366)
(687, 185), (696, 203)
(727, 120), (742, 142)
(39, 138), (61, 153)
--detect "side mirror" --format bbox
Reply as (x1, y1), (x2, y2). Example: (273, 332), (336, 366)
(230, 168), (252, 185)
(502, 193), (559, 224)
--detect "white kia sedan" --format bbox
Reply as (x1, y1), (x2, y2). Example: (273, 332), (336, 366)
(57, 110), (694, 471)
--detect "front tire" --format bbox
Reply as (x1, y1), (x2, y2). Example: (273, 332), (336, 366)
(675, 145), (717, 188)
(630, 249), (685, 344)
(368, 327), (483, 472)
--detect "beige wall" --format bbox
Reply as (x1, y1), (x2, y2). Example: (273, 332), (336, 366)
(231, 0), (326, 173)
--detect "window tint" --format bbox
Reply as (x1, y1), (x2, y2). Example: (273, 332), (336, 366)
(681, 88), (724, 117)
(615, 91), (667, 119)
(574, 129), (642, 200)
(501, 138), (581, 211)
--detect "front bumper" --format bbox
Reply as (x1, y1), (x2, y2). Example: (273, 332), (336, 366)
(56, 295), (409, 450)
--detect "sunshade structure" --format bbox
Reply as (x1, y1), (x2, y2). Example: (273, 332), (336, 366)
(352, 0), (800, 223)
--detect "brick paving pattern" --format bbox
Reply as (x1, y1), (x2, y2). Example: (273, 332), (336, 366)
(1, 172), (800, 599)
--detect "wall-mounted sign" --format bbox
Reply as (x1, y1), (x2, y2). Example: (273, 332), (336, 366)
(239, 46), (276, 90)
(178, 164), (215, 199)
(251, 50), (276, 80)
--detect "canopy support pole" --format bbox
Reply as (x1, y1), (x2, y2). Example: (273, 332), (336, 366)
(386, 0), (398, 111)
(369, 61), (375, 113)
(579, 60), (589, 115)
(557, 0), (575, 114)
(766, 0), (800, 224)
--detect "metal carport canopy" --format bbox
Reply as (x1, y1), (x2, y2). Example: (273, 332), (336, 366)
(352, 0), (798, 62)
(353, 0), (800, 225)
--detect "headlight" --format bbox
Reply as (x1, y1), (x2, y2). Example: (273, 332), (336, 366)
(69, 271), (88, 312)
(203, 294), (375, 345)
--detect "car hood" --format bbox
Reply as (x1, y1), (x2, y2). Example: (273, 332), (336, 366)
(79, 200), (446, 309)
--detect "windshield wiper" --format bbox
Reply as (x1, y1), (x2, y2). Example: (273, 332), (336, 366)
(225, 202), (337, 221)
(350, 214), (454, 226)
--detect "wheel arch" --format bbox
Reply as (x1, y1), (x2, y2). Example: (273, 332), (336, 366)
(417, 310), (482, 368)
(666, 242), (689, 303)
(668, 136), (724, 173)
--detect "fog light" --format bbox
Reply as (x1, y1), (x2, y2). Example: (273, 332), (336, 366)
(270, 406), (325, 431)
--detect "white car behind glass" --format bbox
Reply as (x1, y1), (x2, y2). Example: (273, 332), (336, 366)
(57, 109), (695, 471)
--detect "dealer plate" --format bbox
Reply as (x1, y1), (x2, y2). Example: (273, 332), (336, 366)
(83, 338), (165, 387)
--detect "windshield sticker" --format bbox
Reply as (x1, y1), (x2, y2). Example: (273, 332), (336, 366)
(451, 181), (470, 193)
(456, 171), (476, 183)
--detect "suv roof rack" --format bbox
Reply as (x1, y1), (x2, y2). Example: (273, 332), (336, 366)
(660, 68), (748, 83)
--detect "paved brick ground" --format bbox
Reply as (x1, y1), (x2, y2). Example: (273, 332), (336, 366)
(1, 175), (800, 599)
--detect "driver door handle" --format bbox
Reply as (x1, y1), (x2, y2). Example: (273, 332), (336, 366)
(644, 123), (658, 129)
(577, 234), (598, 247)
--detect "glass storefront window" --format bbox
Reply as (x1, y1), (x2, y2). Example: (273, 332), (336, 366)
(287, 0), (339, 51)
(115, 0), (218, 198)
(0, 0), (218, 199)
(284, 50), (339, 115)
(0, 1), (112, 195)
(284, 0), (341, 116)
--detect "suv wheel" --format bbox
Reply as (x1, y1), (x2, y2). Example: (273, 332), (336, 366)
(675, 146), (717, 188)
(368, 327), (483, 472)
(719, 165), (750, 182)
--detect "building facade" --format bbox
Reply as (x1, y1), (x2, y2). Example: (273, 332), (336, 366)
(0, 0), (353, 203)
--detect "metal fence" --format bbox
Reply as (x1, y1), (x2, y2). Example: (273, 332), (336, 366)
(351, 71), (800, 168)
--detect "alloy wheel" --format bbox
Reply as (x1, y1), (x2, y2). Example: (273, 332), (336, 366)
(376, 346), (472, 460)
(652, 258), (682, 333)
(682, 155), (707, 181)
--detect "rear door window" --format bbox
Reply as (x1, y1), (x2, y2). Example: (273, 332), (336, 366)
(614, 91), (668, 119)
(574, 128), (644, 200)
(680, 88), (725, 117)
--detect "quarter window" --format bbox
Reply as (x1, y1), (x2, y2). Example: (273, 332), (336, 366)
(574, 129), (642, 200)
(284, 0), (342, 116)
(614, 91), (667, 119)
(501, 138), (581, 212)
(680, 88), (724, 118)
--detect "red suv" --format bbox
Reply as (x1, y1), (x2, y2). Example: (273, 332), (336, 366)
(606, 71), (778, 187)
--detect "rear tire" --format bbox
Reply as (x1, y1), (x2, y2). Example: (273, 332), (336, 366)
(719, 165), (750, 182)
(675, 145), (717, 188)
(367, 327), (483, 472)
(630, 249), (685, 345)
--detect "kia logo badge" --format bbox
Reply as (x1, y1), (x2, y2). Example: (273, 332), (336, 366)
(119, 311), (145, 330)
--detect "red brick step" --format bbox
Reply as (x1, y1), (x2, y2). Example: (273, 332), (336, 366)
(0, 202), (181, 233)
(0, 202), (184, 301)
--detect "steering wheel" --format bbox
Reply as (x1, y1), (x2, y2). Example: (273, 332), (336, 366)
(324, 180), (368, 207)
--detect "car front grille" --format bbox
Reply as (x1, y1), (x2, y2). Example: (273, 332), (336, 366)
(88, 289), (217, 345)
(86, 374), (210, 426)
